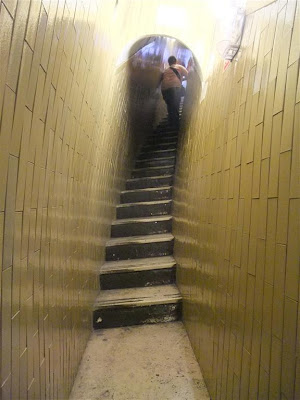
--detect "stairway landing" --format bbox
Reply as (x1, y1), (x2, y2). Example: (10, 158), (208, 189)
(69, 322), (210, 400)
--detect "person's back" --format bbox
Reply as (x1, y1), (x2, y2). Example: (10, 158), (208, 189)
(161, 63), (188, 91)
(160, 56), (188, 129)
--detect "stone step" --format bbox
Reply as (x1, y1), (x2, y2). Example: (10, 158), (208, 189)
(126, 175), (173, 190)
(155, 128), (178, 134)
(131, 165), (175, 178)
(149, 133), (178, 141)
(135, 156), (176, 168)
(111, 215), (172, 237)
(105, 233), (174, 261)
(93, 284), (182, 329)
(116, 200), (172, 219)
(138, 149), (176, 160)
(120, 186), (172, 204)
(99, 256), (176, 289)
(146, 136), (178, 145)
(141, 142), (178, 151)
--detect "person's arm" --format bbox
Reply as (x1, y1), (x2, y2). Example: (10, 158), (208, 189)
(178, 65), (188, 80)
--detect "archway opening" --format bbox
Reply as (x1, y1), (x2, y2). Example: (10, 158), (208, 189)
(121, 35), (202, 156)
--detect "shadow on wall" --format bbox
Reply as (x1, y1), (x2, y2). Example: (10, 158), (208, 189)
(124, 35), (202, 151)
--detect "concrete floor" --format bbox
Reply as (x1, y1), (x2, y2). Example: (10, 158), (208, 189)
(69, 322), (210, 400)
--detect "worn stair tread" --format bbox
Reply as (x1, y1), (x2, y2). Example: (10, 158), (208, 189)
(94, 284), (181, 308)
(139, 148), (176, 155)
(147, 135), (178, 140)
(155, 128), (178, 133)
(106, 233), (174, 247)
(142, 142), (177, 149)
(136, 156), (175, 163)
(117, 199), (172, 208)
(100, 256), (176, 275)
(132, 165), (174, 171)
(131, 166), (175, 177)
(127, 175), (173, 183)
(121, 186), (172, 195)
(112, 215), (172, 225)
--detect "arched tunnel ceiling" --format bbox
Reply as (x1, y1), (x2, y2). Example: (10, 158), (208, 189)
(116, 35), (199, 71)
(109, 0), (278, 81)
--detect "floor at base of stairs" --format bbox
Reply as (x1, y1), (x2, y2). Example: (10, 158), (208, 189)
(69, 322), (210, 400)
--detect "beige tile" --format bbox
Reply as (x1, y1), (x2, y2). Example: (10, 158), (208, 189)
(281, 348), (297, 400)
(256, 51), (271, 125)
(272, 244), (287, 340)
(5, 0), (31, 92)
(258, 367), (269, 399)
(268, 112), (283, 198)
(11, 311), (20, 400)
(240, 347), (251, 399)
(260, 282), (273, 372)
(1, 267), (12, 385)
(288, 0), (300, 65)
(249, 318), (262, 398)
(252, 123), (263, 198)
(276, 151), (291, 244)
(2, 0), (17, 17)
(261, 79), (276, 159)
(15, 107), (32, 211)
(0, 5), (13, 122)
(12, 212), (22, 316)
(290, 103), (299, 198)
(0, 86), (15, 211)
(10, 43), (33, 157)
(285, 199), (300, 300)
(3, 155), (18, 270)
(273, 29), (292, 114)
(1, 374), (12, 400)
(26, 6), (47, 111)
(25, 0), (42, 50)
(269, 5), (286, 82)
(269, 335), (282, 399)
(281, 61), (298, 152)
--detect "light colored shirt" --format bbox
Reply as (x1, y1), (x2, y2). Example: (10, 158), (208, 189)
(161, 64), (188, 91)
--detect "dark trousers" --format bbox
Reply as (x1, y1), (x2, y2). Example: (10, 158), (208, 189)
(162, 87), (181, 129)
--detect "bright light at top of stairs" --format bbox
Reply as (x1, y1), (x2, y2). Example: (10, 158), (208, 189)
(156, 5), (187, 28)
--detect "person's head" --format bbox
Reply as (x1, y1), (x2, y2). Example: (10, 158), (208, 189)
(168, 56), (177, 66)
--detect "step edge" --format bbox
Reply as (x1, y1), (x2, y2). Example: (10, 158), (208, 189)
(112, 215), (173, 225)
(100, 255), (175, 269)
(136, 156), (176, 163)
(121, 186), (172, 194)
(106, 233), (174, 247)
(132, 165), (175, 171)
(94, 291), (182, 309)
(100, 261), (176, 274)
(117, 199), (172, 208)
(127, 174), (173, 182)
(139, 149), (177, 155)
(142, 143), (177, 149)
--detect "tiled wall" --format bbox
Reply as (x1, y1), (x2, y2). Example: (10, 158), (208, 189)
(174, 1), (299, 399)
(0, 1), (153, 398)
(1, 0), (299, 398)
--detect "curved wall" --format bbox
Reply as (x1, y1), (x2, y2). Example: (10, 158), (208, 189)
(173, 1), (300, 399)
(0, 1), (159, 398)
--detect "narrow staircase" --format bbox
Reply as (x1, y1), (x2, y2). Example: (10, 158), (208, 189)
(93, 117), (182, 330)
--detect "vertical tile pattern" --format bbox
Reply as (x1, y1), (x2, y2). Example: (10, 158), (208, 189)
(0, 0), (153, 398)
(173, 1), (299, 399)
